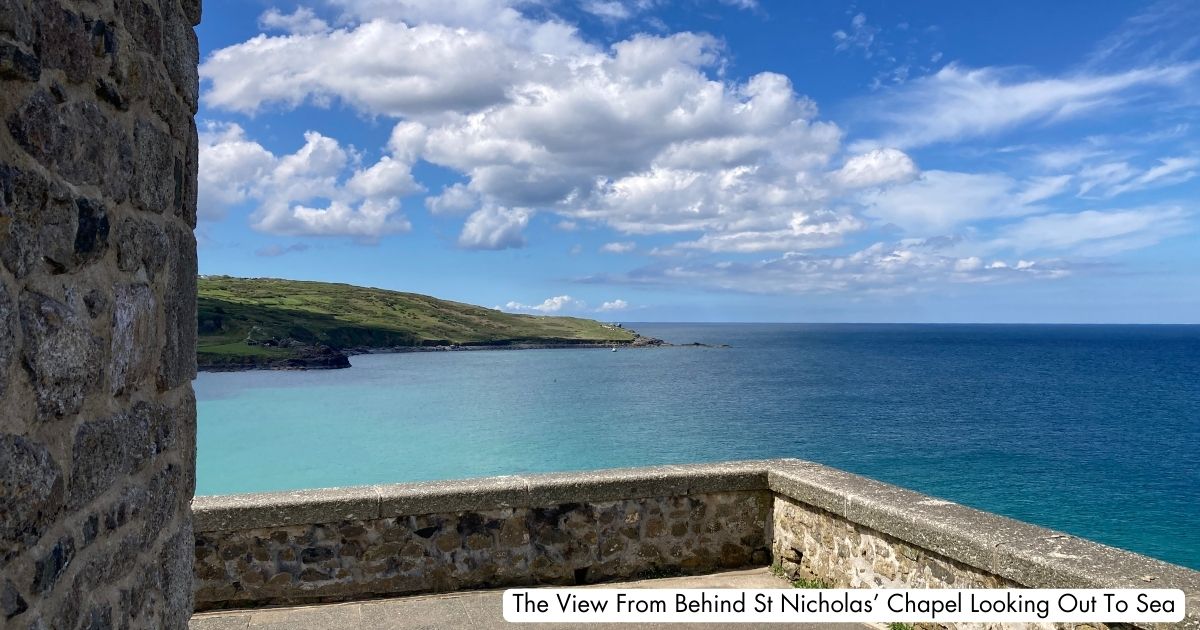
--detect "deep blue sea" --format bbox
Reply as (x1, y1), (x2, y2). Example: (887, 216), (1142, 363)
(195, 324), (1200, 570)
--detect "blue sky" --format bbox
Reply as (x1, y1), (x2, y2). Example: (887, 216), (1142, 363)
(195, 0), (1200, 323)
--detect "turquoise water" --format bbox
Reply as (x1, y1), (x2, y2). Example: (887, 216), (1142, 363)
(196, 324), (1200, 570)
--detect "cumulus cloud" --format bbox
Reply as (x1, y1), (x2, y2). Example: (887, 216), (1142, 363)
(425, 183), (478, 215)
(198, 122), (275, 220)
(198, 122), (417, 239)
(203, 15), (866, 254)
(834, 148), (918, 188)
(198, 0), (1197, 297)
(598, 299), (629, 311)
(670, 212), (865, 253)
(201, 22), (538, 116)
(503, 295), (582, 312)
(258, 7), (329, 35)
(458, 206), (532, 249)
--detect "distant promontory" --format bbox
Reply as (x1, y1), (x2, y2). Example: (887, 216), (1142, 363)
(197, 276), (666, 371)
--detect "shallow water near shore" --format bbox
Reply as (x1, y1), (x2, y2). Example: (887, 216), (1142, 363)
(195, 323), (1200, 570)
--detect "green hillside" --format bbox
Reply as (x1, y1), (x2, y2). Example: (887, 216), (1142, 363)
(197, 276), (637, 369)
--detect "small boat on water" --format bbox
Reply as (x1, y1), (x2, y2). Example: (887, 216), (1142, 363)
(611, 346), (617, 352)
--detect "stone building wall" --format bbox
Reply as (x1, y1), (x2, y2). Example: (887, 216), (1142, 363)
(194, 490), (772, 610)
(0, 0), (200, 627)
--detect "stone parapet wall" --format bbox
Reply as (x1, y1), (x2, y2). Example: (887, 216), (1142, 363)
(193, 460), (1200, 629)
(766, 461), (1199, 630)
(772, 496), (1019, 590)
(0, 0), (200, 628)
(194, 491), (771, 610)
(192, 462), (774, 610)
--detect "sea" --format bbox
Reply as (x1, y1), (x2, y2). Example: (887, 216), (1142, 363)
(195, 323), (1200, 570)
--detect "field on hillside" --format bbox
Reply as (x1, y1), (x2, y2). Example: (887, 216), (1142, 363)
(197, 276), (636, 368)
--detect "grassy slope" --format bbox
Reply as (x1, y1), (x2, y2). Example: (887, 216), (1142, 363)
(198, 276), (635, 365)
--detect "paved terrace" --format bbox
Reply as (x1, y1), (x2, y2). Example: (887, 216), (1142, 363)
(189, 567), (870, 629)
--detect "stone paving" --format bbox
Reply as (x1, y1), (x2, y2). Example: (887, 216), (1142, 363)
(189, 567), (873, 629)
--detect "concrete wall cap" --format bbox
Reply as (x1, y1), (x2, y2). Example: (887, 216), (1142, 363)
(193, 460), (777, 530)
(193, 485), (382, 531)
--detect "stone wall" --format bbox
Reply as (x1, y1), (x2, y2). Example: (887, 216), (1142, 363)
(192, 464), (774, 610)
(195, 492), (771, 609)
(773, 496), (1019, 590)
(193, 461), (1200, 629)
(0, 0), (200, 628)
(766, 462), (1199, 630)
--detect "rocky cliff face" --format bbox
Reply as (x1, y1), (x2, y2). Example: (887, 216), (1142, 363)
(0, 0), (201, 627)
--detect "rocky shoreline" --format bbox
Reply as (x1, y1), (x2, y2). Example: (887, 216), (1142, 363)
(197, 333), (728, 372)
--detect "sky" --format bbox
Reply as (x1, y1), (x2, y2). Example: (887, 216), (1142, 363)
(195, 0), (1200, 323)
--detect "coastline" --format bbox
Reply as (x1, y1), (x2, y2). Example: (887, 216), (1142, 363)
(195, 334), (727, 372)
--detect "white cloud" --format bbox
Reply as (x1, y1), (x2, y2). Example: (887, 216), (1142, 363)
(1086, 0), (1200, 69)
(327, 0), (573, 39)
(258, 7), (329, 35)
(601, 205), (1192, 295)
(201, 0), (1198, 294)
(987, 206), (1191, 256)
(198, 122), (416, 239)
(419, 38), (856, 252)
(1077, 161), (1138, 197)
(198, 122), (275, 220)
(425, 183), (478, 215)
(346, 156), (424, 200)
(833, 13), (880, 58)
(857, 63), (1199, 149)
(834, 148), (918, 188)
(859, 170), (1044, 232)
(600, 241), (636, 254)
(595, 240), (1069, 295)
(504, 295), (581, 312)
(1103, 157), (1199, 198)
(1032, 145), (1111, 171)
(268, 198), (410, 240)
(670, 212), (864, 253)
(203, 14), (869, 254)
(582, 1), (631, 21)
(598, 299), (629, 311)
(201, 21), (546, 117)
(458, 206), (532, 249)
(1016, 174), (1072, 204)
(1075, 157), (1200, 198)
